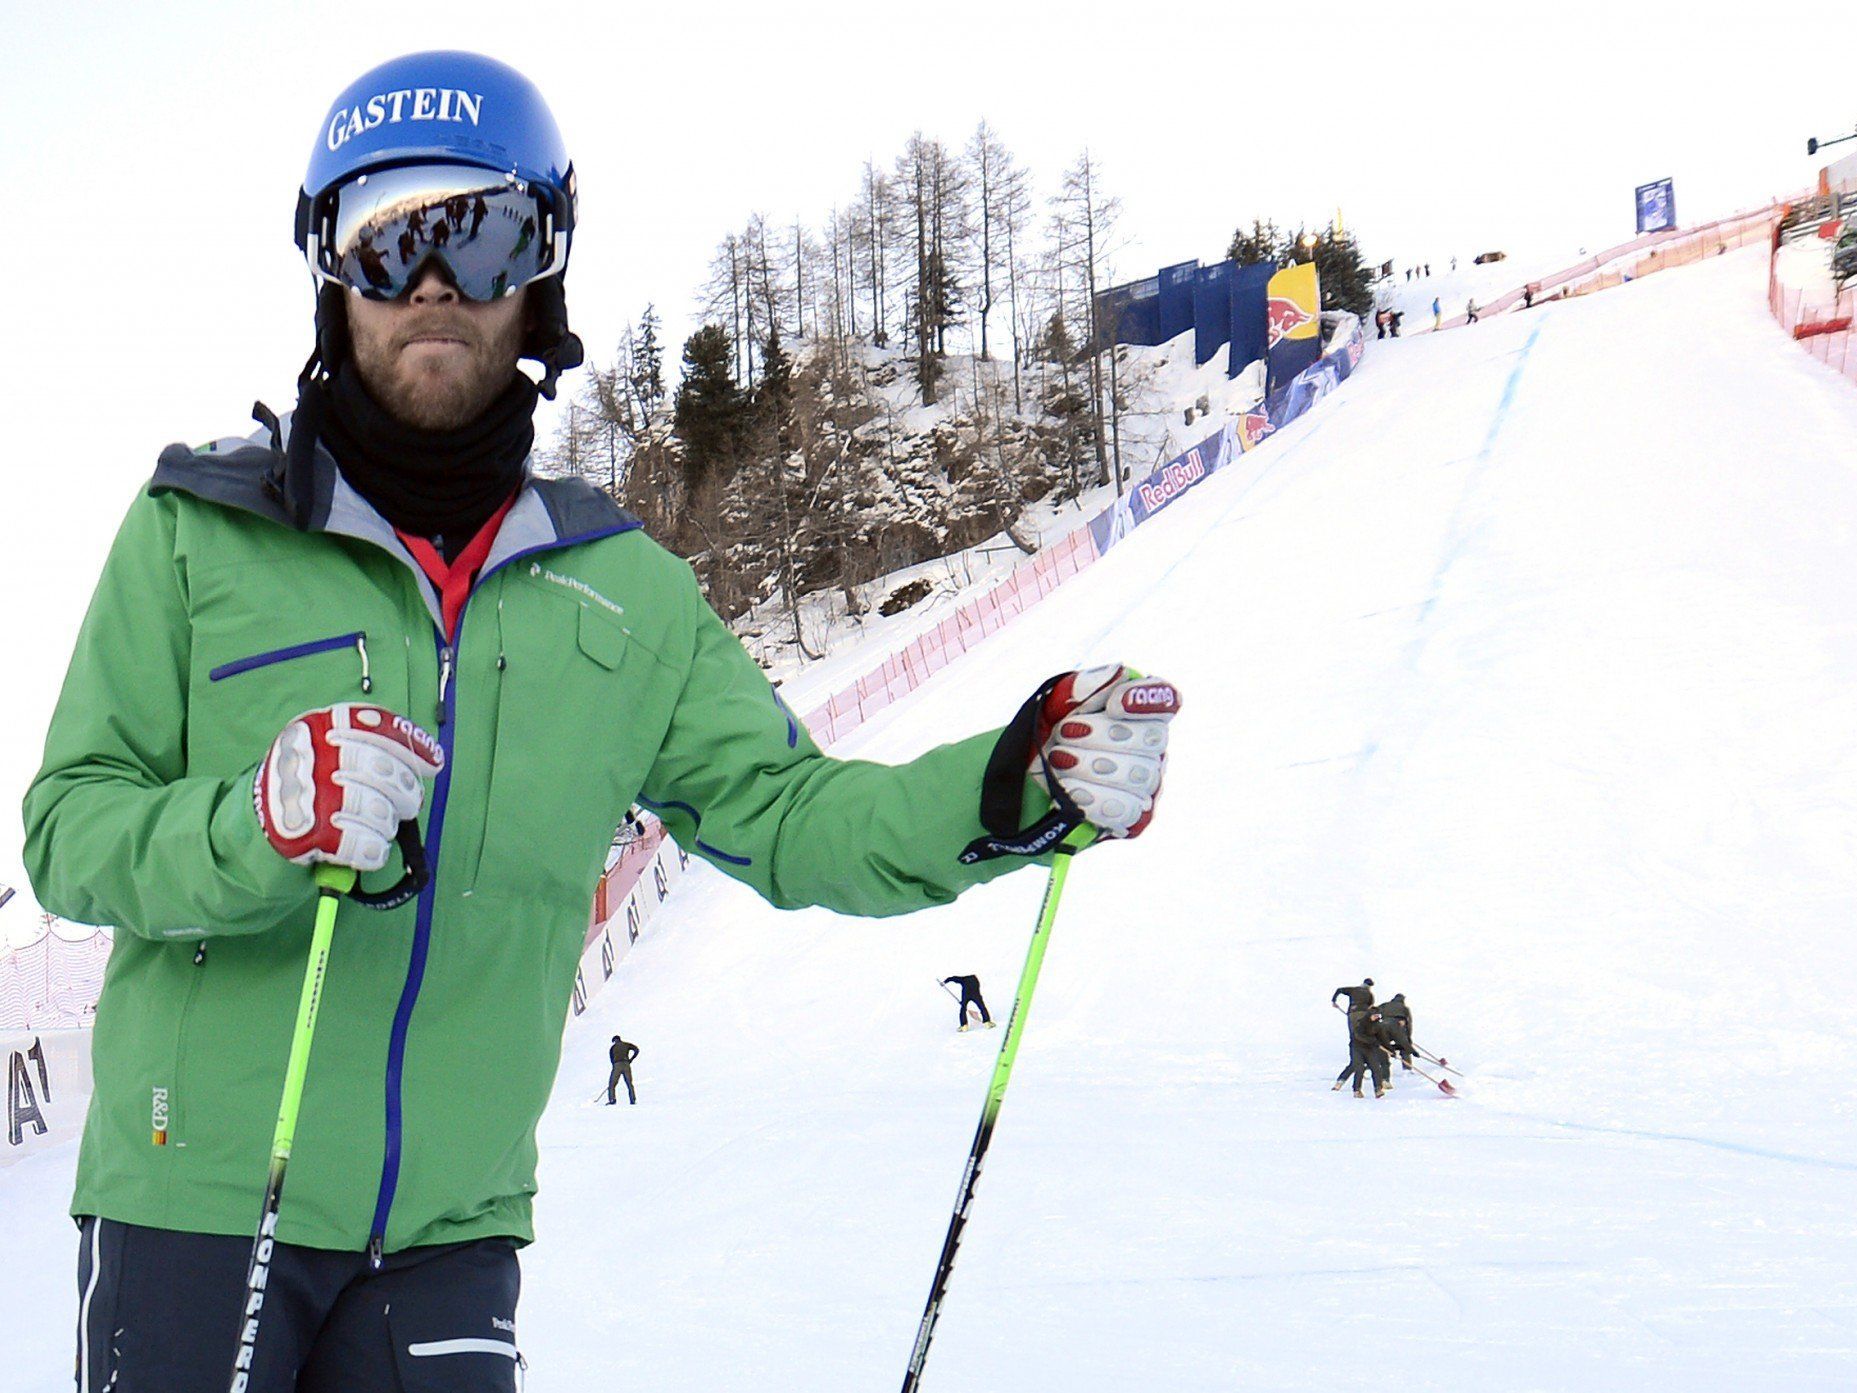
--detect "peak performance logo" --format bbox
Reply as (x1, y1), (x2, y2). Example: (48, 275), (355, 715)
(326, 88), (485, 152)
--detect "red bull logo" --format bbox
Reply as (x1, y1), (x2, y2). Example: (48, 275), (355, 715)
(1133, 449), (1207, 516)
(1266, 296), (1315, 349)
(1240, 409), (1275, 450)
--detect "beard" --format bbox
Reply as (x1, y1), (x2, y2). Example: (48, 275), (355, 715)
(347, 299), (527, 431)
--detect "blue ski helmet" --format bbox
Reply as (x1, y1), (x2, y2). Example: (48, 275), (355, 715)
(293, 51), (582, 395)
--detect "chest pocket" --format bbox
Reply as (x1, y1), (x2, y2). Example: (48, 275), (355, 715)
(185, 561), (395, 777)
(468, 573), (670, 898)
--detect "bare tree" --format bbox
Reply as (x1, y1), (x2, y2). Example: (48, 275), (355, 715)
(1052, 150), (1123, 490)
(855, 160), (891, 346)
(964, 120), (1019, 363)
(896, 133), (939, 403)
(1000, 150), (1033, 415)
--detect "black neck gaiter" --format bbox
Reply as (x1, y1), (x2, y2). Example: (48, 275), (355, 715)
(320, 362), (537, 556)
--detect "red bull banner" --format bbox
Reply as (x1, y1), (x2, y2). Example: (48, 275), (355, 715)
(1266, 262), (1322, 395)
(1087, 423), (1239, 555)
(1242, 311), (1364, 452)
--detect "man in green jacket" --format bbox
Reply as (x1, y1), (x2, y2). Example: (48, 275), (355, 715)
(23, 52), (1179, 1392)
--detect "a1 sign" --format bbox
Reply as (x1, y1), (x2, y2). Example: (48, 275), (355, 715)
(8, 1036), (51, 1145)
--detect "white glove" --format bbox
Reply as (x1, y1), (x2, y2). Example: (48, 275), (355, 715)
(254, 703), (444, 872)
(1033, 664), (1181, 838)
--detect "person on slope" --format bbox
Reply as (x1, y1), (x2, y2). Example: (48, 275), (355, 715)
(943, 973), (994, 1030)
(1431, 295), (1441, 330)
(1332, 1007), (1392, 1098)
(21, 51), (1183, 1392)
(606, 1035), (641, 1106)
(1378, 993), (1415, 1070)
(1466, 298), (1480, 324)
(1331, 978), (1375, 1013)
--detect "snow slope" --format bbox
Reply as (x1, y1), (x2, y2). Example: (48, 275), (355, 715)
(6, 245), (1856, 1390)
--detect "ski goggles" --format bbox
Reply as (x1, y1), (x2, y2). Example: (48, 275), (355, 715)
(301, 162), (572, 302)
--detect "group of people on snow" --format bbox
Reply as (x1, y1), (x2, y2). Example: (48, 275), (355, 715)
(1330, 979), (1417, 1099)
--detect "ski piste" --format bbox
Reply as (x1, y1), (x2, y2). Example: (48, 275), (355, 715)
(900, 825), (1093, 1391)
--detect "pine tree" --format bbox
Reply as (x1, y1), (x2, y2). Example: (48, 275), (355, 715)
(1284, 223), (1376, 317)
(673, 325), (745, 492)
(756, 328), (794, 452)
(633, 305), (665, 411)
(1227, 218), (1284, 266)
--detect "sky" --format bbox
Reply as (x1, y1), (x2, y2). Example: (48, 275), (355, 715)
(0, 0), (1847, 943)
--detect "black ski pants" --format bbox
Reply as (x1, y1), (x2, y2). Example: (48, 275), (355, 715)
(607, 1063), (636, 1104)
(1338, 1044), (1389, 1091)
(75, 1215), (522, 1391)
(955, 987), (990, 1027)
(1384, 1023), (1414, 1067)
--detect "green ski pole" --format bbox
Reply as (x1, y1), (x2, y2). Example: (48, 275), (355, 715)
(900, 823), (1095, 1392)
(226, 863), (352, 1392)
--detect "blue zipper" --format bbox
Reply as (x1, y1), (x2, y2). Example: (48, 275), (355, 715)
(363, 521), (639, 1265)
(209, 631), (370, 688)
(366, 632), (454, 1266)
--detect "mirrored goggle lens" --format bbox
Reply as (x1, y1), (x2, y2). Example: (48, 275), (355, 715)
(320, 164), (556, 301)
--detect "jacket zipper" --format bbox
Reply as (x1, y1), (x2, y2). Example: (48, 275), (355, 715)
(367, 632), (456, 1267)
(362, 526), (639, 1266)
(209, 631), (370, 690)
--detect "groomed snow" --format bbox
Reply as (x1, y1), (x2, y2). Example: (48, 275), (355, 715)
(5, 245), (1855, 1389)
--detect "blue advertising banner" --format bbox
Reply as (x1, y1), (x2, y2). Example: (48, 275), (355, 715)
(1192, 261), (1234, 366)
(1227, 262), (1274, 379)
(1635, 178), (1676, 234)
(1157, 260), (1199, 343)
(1246, 313), (1364, 450)
(1093, 276), (1162, 348)
(1088, 423), (1239, 554)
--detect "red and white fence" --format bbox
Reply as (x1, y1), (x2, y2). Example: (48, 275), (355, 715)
(1768, 220), (1857, 386)
(1438, 201), (1788, 328)
(797, 523), (1101, 746)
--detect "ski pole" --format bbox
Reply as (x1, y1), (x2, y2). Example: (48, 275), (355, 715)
(899, 824), (1094, 1392)
(228, 863), (354, 1391)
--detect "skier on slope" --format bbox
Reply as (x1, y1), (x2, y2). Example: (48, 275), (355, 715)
(606, 1035), (641, 1105)
(1378, 993), (1415, 1070)
(942, 973), (994, 1030)
(21, 52), (1182, 1391)
(1330, 978), (1375, 1012)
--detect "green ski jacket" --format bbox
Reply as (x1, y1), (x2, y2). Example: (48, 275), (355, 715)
(23, 416), (1037, 1255)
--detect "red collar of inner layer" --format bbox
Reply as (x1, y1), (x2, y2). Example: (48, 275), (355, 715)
(395, 493), (519, 642)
